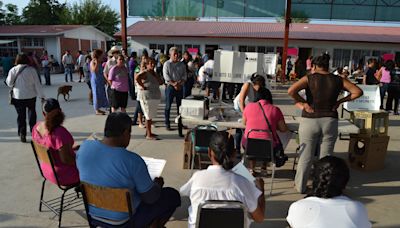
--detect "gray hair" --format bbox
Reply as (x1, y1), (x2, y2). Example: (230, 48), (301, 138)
(169, 46), (178, 55)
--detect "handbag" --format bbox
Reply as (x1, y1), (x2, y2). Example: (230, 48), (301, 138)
(258, 102), (288, 167)
(8, 65), (27, 105)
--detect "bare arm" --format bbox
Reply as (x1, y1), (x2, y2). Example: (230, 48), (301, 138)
(90, 59), (97, 73)
(277, 119), (289, 132)
(250, 178), (265, 222)
(239, 83), (250, 112)
(333, 78), (363, 110)
(59, 144), (76, 166)
(135, 71), (147, 90)
(287, 76), (314, 113)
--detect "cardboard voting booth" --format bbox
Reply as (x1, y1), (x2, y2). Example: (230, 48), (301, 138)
(343, 85), (380, 111)
(213, 50), (264, 83)
(264, 53), (277, 76)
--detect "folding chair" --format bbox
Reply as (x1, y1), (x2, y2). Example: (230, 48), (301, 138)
(81, 182), (134, 228)
(31, 141), (81, 228)
(196, 200), (247, 228)
(243, 129), (275, 195)
(191, 125), (218, 169)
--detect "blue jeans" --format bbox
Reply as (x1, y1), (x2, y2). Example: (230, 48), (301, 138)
(164, 85), (182, 128)
(183, 77), (195, 98)
(43, 67), (51, 85)
(128, 71), (136, 100)
(380, 83), (389, 109)
(132, 100), (143, 125)
(64, 64), (73, 82)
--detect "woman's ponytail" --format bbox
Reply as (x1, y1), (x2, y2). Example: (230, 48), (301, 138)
(209, 132), (235, 170)
(45, 109), (65, 133)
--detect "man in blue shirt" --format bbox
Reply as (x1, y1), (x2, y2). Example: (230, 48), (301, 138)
(77, 112), (181, 227)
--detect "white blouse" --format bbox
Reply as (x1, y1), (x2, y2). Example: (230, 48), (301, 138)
(6, 64), (45, 100)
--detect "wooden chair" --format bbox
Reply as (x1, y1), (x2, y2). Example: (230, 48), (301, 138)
(80, 182), (134, 227)
(31, 141), (81, 227)
(196, 200), (247, 228)
(243, 129), (275, 195)
(191, 125), (218, 169)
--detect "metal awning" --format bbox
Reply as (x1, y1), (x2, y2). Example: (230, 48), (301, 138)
(0, 40), (15, 45)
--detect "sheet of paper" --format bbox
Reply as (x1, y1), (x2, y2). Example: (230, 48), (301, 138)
(232, 161), (255, 183)
(277, 131), (293, 150)
(142, 156), (167, 180)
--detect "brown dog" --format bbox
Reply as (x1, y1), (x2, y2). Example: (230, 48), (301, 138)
(57, 85), (72, 101)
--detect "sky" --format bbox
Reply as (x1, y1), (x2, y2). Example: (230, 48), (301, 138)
(5, 0), (400, 28)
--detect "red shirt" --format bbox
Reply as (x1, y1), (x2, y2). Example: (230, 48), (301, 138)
(243, 100), (284, 148)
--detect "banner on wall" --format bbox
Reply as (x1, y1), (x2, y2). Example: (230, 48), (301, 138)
(343, 85), (380, 111)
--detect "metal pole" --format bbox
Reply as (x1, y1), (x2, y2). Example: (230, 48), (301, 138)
(120, 0), (128, 50)
(282, 0), (291, 83)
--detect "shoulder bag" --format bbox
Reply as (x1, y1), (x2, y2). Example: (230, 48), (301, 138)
(258, 101), (288, 167)
(8, 65), (28, 105)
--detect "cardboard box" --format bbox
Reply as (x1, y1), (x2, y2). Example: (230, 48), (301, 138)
(350, 110), (388, 136)
(180, 96), (209, 120)
(348, 134), (390, 171)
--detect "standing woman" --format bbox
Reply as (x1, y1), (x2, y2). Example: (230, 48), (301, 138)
(83, 54), (93, 105)
(40, 50), (51, 85)
(376, 60), (394, 110)
(288, 54), (363, 194)
(108, 54), (129, 113)
(6, 53), (45, 142)
(136, 58), (164, 140)
(386, 62), (400, 114)
(90, 49), (109, 115)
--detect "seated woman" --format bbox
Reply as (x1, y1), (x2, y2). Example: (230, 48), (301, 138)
(242, 87), (289, 174)
(180, 132), (265, 228)
(32, 98), (79, 186)
(287, 156), (371, 228)
(233, 74), (267, 151)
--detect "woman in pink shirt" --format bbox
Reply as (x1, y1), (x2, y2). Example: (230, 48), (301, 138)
(377, 60), (394, 110)
(242, 87), (289, 175)
(32, 98), (79, 186)
(108, 54), (129, 113)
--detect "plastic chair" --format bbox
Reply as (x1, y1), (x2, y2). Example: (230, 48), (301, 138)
(191, 125), (218, 169)
(81, 182), (134, 228)
(31, 141), (81, 227)
(243, 129), (275, 195)
(196, 200), (247, 228)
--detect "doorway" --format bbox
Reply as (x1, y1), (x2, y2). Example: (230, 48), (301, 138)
(298, 47), (312, 69)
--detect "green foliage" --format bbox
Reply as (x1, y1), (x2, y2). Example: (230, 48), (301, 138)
(0, 1), (21, 25)
(277, 10), (310, 23)
(22, 0), (68, 25)
(63, 0), (120, 36)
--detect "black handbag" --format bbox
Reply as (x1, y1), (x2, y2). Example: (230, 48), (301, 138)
(258, 102), (288, 167)
(8, 65), (27, 105)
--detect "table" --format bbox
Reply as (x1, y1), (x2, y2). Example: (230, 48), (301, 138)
(180, 115), (359, 135)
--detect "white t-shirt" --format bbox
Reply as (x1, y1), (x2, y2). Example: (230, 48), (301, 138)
(198, 66), (205, 83)
(287, 196), (371, 228)
(203, 59), (214, 81)
(180, 165), (261, 228)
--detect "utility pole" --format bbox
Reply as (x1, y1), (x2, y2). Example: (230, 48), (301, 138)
(120, 0), (128, 50)
(281, 0), (291, 83)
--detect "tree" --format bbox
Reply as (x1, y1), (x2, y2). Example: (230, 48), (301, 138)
(143, 0), (199, 21)
(22, 0), (68, 25)
(0, 1), (21, 25)
(63, 0), (120, 36)
(277, 11), (310, 23)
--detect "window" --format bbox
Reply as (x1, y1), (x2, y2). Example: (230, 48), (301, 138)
(21, 38), (44, 47)
(266, 46), (275, 53)
(157, 44), (165, 51)
(352, 49), (371, 68)
(0, 38), (18, 58)
(149, 43), (157, 49)
(239, 46), (247, 52)
(332, 49), (351, 68)
(91, 40), (98, 49)
(257, 46), (266, 53)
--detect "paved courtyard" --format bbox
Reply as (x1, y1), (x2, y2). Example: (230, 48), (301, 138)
(0, 73), (399, 228)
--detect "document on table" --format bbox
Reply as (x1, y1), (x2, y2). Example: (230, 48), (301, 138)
(232, 162), (255, 183)
(142, 156), (167, 180)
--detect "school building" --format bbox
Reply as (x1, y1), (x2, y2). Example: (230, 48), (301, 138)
(118, 21), (400, 70)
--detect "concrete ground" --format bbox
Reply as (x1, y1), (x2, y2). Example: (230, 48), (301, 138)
(0, 73), (399, 228)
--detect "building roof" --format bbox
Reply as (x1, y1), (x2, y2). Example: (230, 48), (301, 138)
(118, 21), (400, 44)
(0, 25), (113, 40)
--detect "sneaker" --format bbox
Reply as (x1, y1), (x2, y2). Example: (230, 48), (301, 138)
(20, 135), (27, 143)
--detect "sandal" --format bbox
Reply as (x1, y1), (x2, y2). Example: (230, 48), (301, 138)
(95, 110), (106, 115)
(146, 136), (160, 140)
